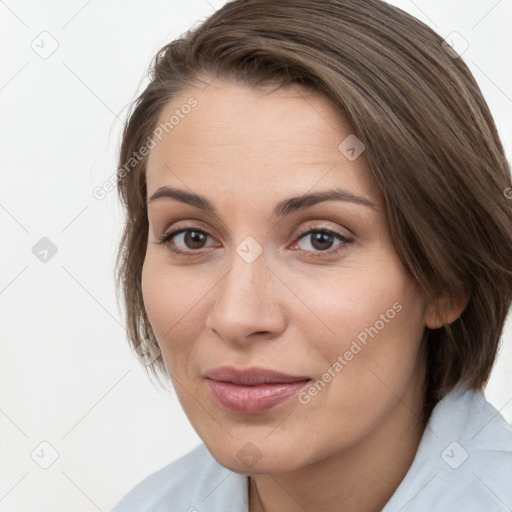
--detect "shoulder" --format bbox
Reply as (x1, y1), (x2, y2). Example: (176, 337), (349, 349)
(109, 443), (248, 512)
(384, 385), (512, 511)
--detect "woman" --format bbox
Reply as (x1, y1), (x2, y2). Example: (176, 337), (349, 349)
(110, 0), (512, 510)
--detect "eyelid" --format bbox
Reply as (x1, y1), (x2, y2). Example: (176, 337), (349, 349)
(153, 218), (219, 243)
(293, 222), (351, 240)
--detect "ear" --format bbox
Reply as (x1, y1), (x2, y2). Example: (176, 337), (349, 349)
(424, 295), (469, 329)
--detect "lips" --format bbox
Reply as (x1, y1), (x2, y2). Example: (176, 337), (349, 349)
(203, 366), (311, 385)
(203, 366), (311, 414)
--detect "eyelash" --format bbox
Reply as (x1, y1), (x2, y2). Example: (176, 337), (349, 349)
(155, 225), (353, 259)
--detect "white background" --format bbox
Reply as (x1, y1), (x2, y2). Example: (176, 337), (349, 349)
(0, 1), (511, 510)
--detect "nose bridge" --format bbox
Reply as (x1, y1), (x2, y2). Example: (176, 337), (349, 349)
(218, 244), (268, 316)
(206, 240), (283, 340)
(220, 231), (269, 302)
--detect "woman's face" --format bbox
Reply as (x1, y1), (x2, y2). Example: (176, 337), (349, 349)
(142, 80), (432, 474)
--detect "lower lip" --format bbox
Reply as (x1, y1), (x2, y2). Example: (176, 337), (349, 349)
(206, 378), (311, 414)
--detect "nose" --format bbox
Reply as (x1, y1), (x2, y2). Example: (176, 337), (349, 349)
(205, 248), (286, 345)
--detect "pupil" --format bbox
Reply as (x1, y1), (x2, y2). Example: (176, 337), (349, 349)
(312, 232), (333, 251)
(186, 230), (206, 249)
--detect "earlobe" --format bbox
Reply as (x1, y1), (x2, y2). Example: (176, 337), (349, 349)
(424, 295), (469, 329)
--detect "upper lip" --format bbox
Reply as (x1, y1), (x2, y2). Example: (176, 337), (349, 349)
(204, 366), (311, 386)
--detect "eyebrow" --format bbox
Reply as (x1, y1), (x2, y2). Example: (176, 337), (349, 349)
(147, 185), (377, 217)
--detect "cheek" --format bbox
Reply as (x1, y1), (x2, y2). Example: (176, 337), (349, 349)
(290, 259), (427, 444)
(141, 256), (198, 361)
(302, 253), (427, 372)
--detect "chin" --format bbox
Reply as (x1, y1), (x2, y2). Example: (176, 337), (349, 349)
(209, 442), (306, 476)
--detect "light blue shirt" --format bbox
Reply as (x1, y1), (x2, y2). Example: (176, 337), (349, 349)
(110, 384), (512, 511)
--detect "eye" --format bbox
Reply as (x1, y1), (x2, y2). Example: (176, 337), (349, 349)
(155, 228), (215, 255)
(154, 225), (353, 258)
(292, 227), (352, 258)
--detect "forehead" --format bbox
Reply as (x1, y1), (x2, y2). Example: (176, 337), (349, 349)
(145, 81), (381, 206)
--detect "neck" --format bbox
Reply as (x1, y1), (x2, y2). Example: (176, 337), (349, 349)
(249, 373), (429, 512)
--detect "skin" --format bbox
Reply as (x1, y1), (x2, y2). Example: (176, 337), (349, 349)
(141, 80), (466, 512)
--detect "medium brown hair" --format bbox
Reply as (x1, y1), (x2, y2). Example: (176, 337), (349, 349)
(115, 0), (512, 414)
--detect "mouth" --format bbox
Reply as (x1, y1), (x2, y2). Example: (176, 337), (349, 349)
(203, 365), (312, 413)
(203, 365), (311, 385)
